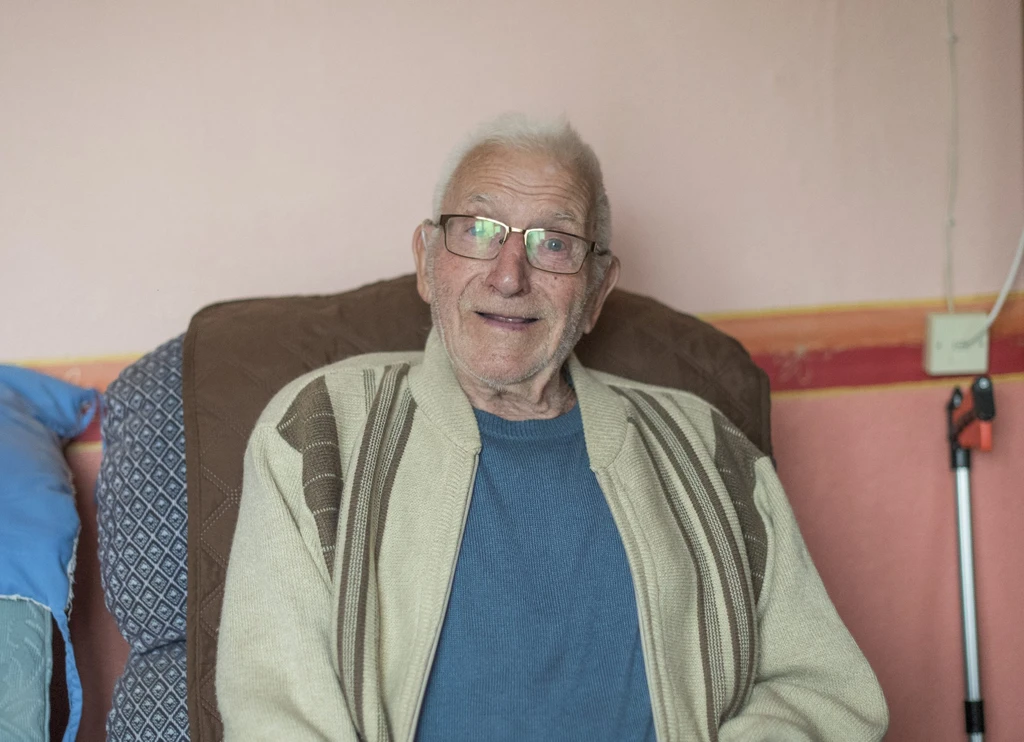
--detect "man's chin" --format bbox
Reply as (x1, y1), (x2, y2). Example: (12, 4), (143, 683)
(464, 365), (537, 390)
(451, 355), (549, 391)
(436, 324), (557, 390)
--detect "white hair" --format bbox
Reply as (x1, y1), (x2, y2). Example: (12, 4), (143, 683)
(431, 113), (613, 261)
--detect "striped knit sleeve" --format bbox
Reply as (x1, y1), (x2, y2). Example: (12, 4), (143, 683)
(718, 457), (889, 742)
(217, 421), (359, 741)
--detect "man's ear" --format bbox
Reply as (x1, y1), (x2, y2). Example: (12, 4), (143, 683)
(583, 256), (621, 334)
(412, 223), (433, 304)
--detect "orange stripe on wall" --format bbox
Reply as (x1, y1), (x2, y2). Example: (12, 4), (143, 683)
(706, 292), (1024, 391)
(709, 292), (1024, 356)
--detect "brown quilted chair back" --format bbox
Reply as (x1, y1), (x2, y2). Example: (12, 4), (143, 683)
(182, 273), (772, 741)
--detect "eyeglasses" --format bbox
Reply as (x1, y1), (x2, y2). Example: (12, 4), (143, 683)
(436, 214), (599, 275)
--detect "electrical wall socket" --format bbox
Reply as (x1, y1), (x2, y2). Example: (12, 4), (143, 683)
(924, 312), (989, 376)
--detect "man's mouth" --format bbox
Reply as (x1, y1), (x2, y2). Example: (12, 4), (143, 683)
(475, 311), (539, 325)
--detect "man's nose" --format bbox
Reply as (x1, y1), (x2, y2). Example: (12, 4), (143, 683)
(485, 232), (531, 297)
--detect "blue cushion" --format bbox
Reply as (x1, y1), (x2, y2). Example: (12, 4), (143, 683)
(106, 642), (189, 742)
(96, 336), (188, 652)
(0, 365), (100, 742)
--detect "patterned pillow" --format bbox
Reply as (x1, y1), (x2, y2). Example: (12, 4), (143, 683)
(106, 642), (189, 742)
(0, 365), (100, 742)
(96, 336), (188, 652)
(0, 598), (55, 742)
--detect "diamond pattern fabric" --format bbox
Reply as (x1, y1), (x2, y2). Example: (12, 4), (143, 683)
(96, 335), (188, 652)
(107, 642), (189, 742)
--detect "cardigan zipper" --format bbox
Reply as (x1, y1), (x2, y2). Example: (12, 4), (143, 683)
(406, 454), (480, 742)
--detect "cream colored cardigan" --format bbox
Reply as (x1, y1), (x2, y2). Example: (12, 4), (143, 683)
(217, 331), (888, 742)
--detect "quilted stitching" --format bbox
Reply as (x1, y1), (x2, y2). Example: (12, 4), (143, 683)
(106, 642), (189, 742)
(96, 336), (188, 652)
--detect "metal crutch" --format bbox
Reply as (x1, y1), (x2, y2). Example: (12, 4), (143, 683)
(946, 376), (996, 742)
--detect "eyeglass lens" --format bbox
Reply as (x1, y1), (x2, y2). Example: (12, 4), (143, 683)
(444, 216), (587, 274)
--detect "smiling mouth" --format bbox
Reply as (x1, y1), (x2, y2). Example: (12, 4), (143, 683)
(475, 311), (539, 325)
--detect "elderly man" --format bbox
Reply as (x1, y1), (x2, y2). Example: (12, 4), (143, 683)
(217, 115), (888, 741)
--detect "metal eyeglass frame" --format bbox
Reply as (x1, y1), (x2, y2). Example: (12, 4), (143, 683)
(434, 214), (600, 275)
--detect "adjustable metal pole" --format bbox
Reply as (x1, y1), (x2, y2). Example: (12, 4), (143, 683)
(947, 376), (995, 742)
(953, 454), (983, 742)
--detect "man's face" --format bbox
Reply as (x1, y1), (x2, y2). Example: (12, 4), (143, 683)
(413, 146), (618, 390)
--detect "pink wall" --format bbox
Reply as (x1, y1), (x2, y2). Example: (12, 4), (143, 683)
(775, 379), (1024, 741)
(1, 0), (1022, 360)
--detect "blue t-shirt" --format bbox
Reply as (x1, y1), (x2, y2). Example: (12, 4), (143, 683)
(415, 403), (656, 741)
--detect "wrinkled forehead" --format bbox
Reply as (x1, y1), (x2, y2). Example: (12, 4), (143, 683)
(444, 145), (593, 231)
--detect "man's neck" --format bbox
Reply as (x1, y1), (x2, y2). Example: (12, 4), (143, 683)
(456, 366), (577, 421)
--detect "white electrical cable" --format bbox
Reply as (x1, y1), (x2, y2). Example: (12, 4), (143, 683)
(957, 225), (1024, 347)
(943, 0), (1023, 349)
(944, 0), (959, 313)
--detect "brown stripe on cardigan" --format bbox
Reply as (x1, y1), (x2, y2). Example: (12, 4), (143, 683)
(630, 389), (758, 722)
(709, 409), (768, 712)
(338, 363), (413, 742)
(711, 410), (768, 604)
(354, 367), (414, 741)
(369, 383), (416, 738)
(628, 414), (720, 740)
(362, 368), (376, 413)
(614, 386), (759, 731)
(614, 388), (728, 734)
(374, 389), (415, 563)
(275, 376), (343, 578)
